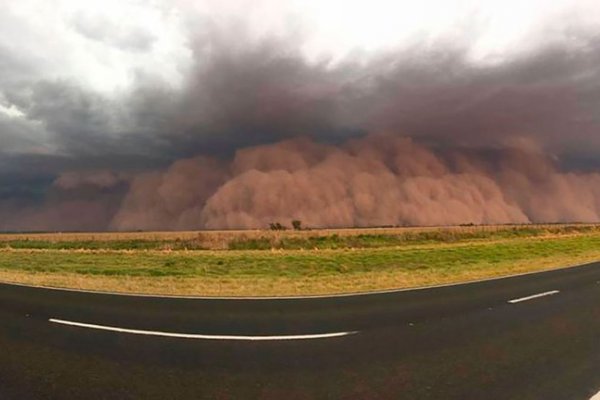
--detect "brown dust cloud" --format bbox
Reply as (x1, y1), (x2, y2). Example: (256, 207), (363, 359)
(2, 22), (600, 231)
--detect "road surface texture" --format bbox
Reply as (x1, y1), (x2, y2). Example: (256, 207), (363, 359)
(2, 262), (600, 399)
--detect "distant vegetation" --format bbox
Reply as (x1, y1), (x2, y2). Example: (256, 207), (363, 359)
(269, 222), (287, 231)
(2, 224), (599, 251)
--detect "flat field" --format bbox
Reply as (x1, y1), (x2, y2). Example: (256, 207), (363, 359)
(1, 224), (600, 296)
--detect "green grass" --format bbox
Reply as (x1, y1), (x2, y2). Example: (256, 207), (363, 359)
(227, 228), (552, 250)
(2, 235), (600, 279)
(2, 225), (600, 296)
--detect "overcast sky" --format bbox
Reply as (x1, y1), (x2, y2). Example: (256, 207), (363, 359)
(2, 0), (600, 230)
(2, 0), (599, 90)
(2, 0), (600, 155)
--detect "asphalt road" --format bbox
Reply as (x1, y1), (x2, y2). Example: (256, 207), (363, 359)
(3, 262), (600, 399)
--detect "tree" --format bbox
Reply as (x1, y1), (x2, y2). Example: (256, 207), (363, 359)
(291, 220), (302, 230)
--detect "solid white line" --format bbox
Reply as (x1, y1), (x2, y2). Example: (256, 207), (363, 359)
(49, 318), (357, 341)
(508, 290), (560, 304)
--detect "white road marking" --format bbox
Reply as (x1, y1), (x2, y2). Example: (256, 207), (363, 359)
(49, 318), (357, 341)
(507, 290), (560, 304)
(590, 390), (600, 400)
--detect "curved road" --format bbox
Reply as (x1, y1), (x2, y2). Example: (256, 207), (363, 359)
(3, 262), (600, 399)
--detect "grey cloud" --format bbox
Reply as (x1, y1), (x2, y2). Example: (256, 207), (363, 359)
(2, 21), (600, 230)
(6, 28), (600, 166)
(23, 81), (121, 155)
(0, 114), (45, 154)
(70, 13), (157, 52)
(155, 30), (600, 158)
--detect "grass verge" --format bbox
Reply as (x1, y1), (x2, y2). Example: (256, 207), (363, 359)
(1, 227), (600, 296)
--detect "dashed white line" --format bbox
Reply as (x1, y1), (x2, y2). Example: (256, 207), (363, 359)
(507, 290), (560, 304)
(49, 318), (357, 341)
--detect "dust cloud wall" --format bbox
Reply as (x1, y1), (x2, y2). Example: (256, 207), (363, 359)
(2, 3), (600, 231)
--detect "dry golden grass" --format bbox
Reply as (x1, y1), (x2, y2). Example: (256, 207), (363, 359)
(1, 250), (599, 297)
(3, 223), (600, 249)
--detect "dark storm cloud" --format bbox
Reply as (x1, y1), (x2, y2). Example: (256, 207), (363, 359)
(2, 21), (600, 230)
(0, 114), (44, 154)
(138, 29), (600, 158)
(23, 81), (119, 154)
(5, 26), (600, 163)
(331, 38), (600, 148)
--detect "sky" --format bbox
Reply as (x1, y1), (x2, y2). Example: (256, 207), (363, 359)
(1, 0), (600, 230)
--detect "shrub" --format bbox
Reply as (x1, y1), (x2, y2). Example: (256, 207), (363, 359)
(269, 222), (287, 231)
